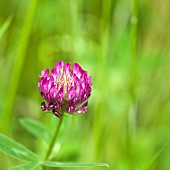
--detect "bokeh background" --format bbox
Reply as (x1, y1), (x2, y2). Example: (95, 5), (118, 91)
(0, 0), (170, 169)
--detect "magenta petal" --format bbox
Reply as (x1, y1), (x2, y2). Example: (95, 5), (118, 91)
(49, 85), (56, 98)
(73, 63), (82, 78)
(42, 78), (49, 92)
(55, 61), (64, 74)
(40, 69), (49, 77)
(67, 101), (76, 112)
(78, 84), (84, 97)
(56, 86), (64, 102)
(64, 63), (71, 75)
(51, 67), (56, 75)
(87, 76), (92, 84)
(67, 86), (76, 100)
(75, 101), (88, 113)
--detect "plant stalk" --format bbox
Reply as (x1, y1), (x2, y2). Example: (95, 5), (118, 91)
(44, 117), (63, 161)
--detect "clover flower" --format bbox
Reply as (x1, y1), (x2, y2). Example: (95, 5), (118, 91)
(38, 61), (92, 118)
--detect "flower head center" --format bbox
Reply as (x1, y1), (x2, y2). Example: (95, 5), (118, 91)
(55, 74), (74, 96)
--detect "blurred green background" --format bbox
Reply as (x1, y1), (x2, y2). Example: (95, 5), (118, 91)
(0, 0), (170, 169)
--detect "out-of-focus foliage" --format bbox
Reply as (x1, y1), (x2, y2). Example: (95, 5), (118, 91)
(0, 0), (170, 169)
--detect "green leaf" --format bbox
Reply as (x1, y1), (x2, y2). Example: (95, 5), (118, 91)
(9, 163), (42, 170)
(42, 161), (109, 168)
(0, 16), (12, 40)
(20, 118), (52, 143)
(0, 133), (39, 162)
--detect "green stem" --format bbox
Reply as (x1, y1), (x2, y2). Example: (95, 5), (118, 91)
(44, 117), (63, 161)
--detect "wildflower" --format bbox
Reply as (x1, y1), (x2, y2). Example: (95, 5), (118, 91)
(38, 61), (92, 118)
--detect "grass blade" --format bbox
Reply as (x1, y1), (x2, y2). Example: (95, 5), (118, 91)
(9, 162), (42, 170)
(144, 144), (166, 170)
(42, 161), (109, 168)
(0, 16), (12, 40)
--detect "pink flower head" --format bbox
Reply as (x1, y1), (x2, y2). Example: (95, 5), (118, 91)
(38, 61), (92, 118)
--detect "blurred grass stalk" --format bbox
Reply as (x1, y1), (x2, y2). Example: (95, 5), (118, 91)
(126, 0), (138, 168)
(129, 0), (138, 137)
(92, 0), (112, 163)
(1, 0), (38, 134)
